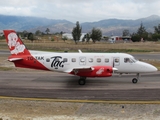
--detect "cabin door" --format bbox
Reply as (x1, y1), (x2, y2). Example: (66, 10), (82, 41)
(113, 57), (120, 67)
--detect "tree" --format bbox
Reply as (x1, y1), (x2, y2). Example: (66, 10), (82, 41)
(72, 21), (82, 44)
(90, 28), (102, 43)
(60, 31), (64, 39)
(137, 22), (147, 36)
(45, 28), (50, 34)
(122, 29), (130, 36)
(28, 32), (34, 42)
(21, 30), (28, 38)
(152, 24), (160, 41)
(154, 24), (160, 34)
(0, 35), (4, 40)
(86, 33), (91, 43)
(131, 33), (141, 42)
(82, 35), (86, 42)
(152, 34), (160, 41)
(35, 30), (42, 36)
(62, 36), (68, 42)
(131, 22), (148, 42)
(82, 33), (90, 43)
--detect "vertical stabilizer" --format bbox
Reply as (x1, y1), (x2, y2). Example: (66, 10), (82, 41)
(3, 30), (30, 56)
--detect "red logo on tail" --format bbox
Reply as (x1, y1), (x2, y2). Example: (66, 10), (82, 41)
(3, 30), (30, 56)
(8, 32), (25, 55)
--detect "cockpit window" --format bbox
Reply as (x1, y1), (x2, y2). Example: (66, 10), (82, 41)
(124, 58), (130, 63)
(131, 58), (137, 62)
(124, 57), (137, 63)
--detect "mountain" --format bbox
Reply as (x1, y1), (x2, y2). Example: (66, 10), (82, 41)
(0, 15), (73, 33)
(81, 15), (160, 35)
(0, 15), (160, 36)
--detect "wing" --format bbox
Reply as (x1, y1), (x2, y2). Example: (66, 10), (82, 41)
(67, 66), (118, 77)
(65, 66), (93, 73)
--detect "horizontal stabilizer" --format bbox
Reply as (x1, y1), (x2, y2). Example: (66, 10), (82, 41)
(8, 58), (23, 62)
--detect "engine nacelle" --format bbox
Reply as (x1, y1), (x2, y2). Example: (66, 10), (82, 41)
(73, 66), (113, 77)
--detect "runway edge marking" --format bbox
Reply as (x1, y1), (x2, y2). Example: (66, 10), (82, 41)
(1, 96), (160, 104)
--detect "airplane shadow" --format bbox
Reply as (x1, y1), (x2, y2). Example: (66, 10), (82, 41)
(33, 75), (136, 89)
(64, 76), (130, 89)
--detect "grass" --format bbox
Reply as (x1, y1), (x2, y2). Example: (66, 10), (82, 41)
(0, 66), (14, 71)
(25, 40), (160, 53)
(1, 39), (160, 53)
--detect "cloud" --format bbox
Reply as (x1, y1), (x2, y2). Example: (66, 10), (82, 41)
(0, 0), (160, 22)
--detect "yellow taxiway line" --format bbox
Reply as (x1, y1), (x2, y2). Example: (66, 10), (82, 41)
(1, 96), (160, 104)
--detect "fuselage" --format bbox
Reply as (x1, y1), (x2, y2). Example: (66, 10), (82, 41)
(27, 51), (157, 74)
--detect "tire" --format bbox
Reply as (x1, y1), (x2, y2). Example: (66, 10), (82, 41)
(132, 78), (138, 84)
(78, 79), (85, 85)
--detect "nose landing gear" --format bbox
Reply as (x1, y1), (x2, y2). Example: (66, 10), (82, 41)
(132, 73), (140, 84)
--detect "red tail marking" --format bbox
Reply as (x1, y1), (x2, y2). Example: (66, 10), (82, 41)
(3, 30), (30, 56)
(3, 30), (49, 71)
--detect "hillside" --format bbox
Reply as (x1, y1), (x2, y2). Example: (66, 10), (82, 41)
(0, 15), (73, 33)
(81, 15), (160, 35)
(0, 15), (160, 35)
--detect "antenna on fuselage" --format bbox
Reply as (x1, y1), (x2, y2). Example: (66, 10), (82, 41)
(78, 49), (82, 53)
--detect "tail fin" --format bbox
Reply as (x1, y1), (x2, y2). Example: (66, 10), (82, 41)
(3, 30), (30, 56)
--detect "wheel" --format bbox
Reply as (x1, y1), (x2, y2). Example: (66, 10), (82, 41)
(132, 78), (138, 84)
(78, 79), (86, 85)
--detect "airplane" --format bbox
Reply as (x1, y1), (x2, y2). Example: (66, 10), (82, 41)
(3, 30), (158, 85)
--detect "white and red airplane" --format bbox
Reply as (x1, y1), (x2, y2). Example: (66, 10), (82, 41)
(3, 30), (158, 85)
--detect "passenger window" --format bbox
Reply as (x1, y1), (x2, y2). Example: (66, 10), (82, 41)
(46, 58), (50, 62)
(80, 58), (85, 62)
(89, 58), (93, 63)
(97, 58), (101, 63)
(115, 58), (119, 63)
(63, 58), (68, 62)
(105, 58), (109, 63)
(72, 58), (76, 62)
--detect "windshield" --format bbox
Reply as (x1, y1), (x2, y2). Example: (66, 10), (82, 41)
(131, 57), (137, 62)
(124, 57), (137, 63)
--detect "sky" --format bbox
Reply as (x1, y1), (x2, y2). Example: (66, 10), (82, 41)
(0, 0), (160, 23)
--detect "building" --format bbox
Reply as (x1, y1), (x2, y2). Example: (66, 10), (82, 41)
(62, 33), (86, 41)
(0, 30), (3, 36)
(108, 36), (122, 43)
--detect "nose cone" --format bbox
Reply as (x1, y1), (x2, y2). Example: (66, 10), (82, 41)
(139, 61), (158, 72)
(148, 64), (158, 72)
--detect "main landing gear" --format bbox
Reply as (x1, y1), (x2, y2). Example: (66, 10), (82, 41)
(78, 77), (86, 85)
(132, 73), (140, 84)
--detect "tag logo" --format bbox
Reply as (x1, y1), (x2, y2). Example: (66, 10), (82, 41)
(96, 68), (104, 75)
(51, 56), (64, 69)
(8, 32), (25, 55)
